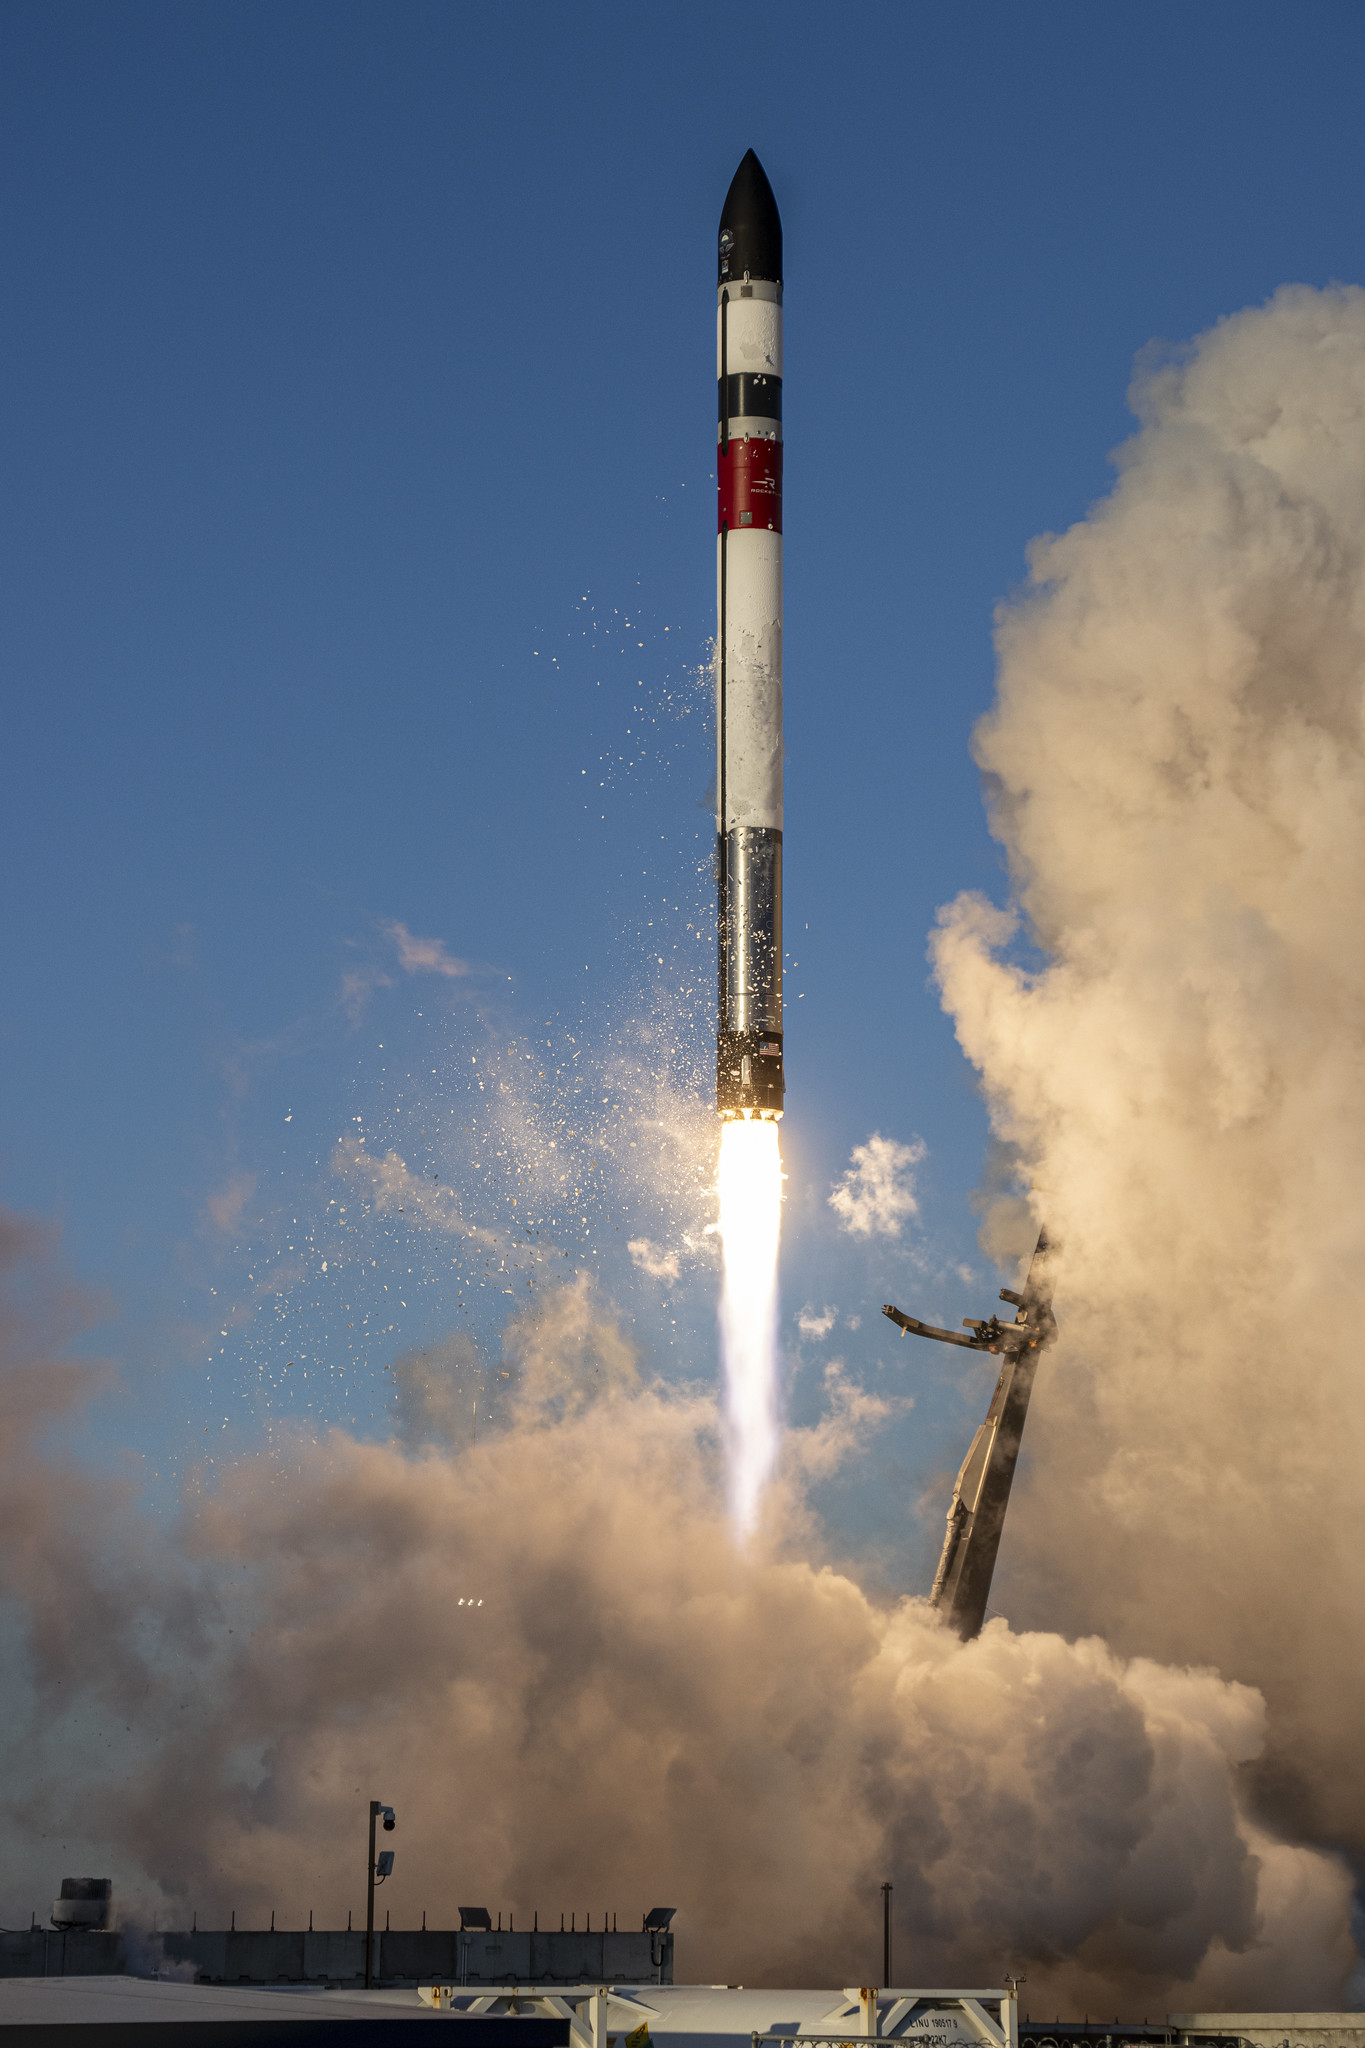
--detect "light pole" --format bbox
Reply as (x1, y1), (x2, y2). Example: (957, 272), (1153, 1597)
(364, 1800), (396, 1990)
(880, 1881), (893, 1989)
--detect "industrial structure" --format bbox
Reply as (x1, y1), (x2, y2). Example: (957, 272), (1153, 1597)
(884, 1227), (1058, 1637)
(49, 1879), (112, 1932)
(412, 1987), (1359, 2048)
(4, 1929), (1360, 2048)
(716, 149), (785, 1118)
(0, 1913), (674, 1990)
(423, 1984), (1022, 2048)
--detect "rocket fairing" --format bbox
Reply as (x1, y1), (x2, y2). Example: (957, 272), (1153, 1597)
(716, 150), (785, 1118)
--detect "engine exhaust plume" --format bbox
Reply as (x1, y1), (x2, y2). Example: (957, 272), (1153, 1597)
(716, 1114), (782, 1534)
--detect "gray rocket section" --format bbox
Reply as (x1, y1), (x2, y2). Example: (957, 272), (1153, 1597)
(883, 1228), (1058, 1639)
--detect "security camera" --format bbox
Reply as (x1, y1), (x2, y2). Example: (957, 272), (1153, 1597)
(381, 1808), (396, 1832)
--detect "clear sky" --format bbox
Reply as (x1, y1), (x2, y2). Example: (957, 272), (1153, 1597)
(5, 0), (1365, 1586)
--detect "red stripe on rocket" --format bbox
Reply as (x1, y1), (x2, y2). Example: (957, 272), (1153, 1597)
(718, 439), (783, 535)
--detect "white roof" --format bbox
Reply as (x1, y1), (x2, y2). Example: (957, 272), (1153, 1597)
(0, 1975), (432, 2025)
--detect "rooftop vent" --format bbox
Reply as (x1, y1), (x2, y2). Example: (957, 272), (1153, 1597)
(52, 1879), (112, 1931)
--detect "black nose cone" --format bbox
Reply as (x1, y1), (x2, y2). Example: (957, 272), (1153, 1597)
(718, 149), (782, 287)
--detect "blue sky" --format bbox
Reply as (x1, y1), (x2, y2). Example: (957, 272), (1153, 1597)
(5, 0), (1365, 1585)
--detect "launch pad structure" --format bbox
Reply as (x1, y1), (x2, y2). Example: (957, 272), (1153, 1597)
(884, 1228), (1058, 1638)
(421, 1984), (1022, 2048)
(0, 1978), (1357, 2048)
(412, 1989), (1362, 2048)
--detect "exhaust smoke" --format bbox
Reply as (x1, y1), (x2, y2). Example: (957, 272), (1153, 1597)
(933, 281), (1365, 1907)
(0, 1223), (1357, 2007)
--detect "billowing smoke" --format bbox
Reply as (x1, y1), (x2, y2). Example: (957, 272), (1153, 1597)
(933, 284), (1365, 1899)
(0, 1213), (1358, 2008)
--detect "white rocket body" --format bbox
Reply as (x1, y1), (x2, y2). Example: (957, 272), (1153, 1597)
(715, 153), (784, 1117)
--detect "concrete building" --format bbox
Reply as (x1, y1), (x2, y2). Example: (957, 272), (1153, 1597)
(1171, 2020), (1365, 2048)
(0, 1920), (673, 1989)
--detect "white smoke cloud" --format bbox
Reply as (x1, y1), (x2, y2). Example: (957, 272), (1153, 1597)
(205, 1171), (256, 1236)
(798, 1303), (837, 1338)
(931, 282), (1365, 1888)
(627, 1236), (680, 1282)
(339, 966), (393, 1020)
(390, 1331), (492, 1449)
(829, 1133), (926, 1238)
(332, 1137), (501, 1248)
(0, 1215), (1355, 2009)
(384, 921), (470, 979)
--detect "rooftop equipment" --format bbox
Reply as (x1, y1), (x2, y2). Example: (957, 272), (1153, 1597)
(50, 1879), (111, 1931)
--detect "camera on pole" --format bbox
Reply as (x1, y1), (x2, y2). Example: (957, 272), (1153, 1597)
(365, 1799), (398, 1989)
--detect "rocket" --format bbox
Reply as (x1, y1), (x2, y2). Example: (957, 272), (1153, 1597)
(716, 150), (785, 1118)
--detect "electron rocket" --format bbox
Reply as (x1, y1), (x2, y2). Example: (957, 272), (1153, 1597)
(716, 150), (784, 1118)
